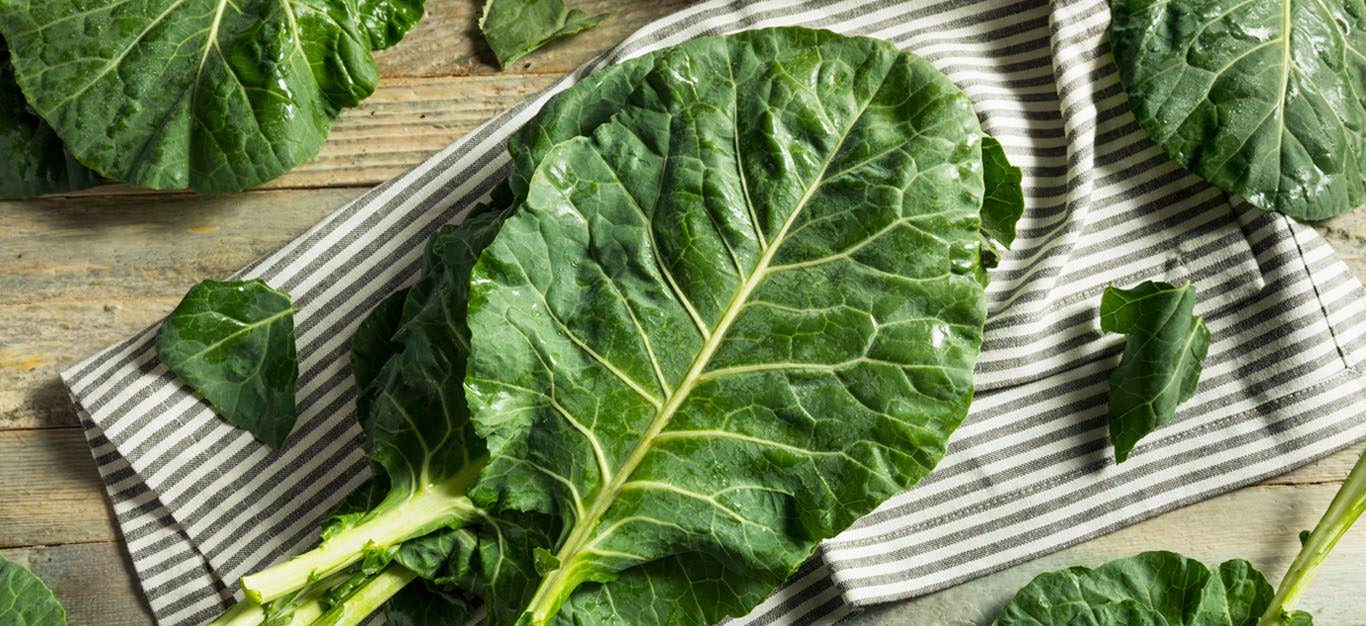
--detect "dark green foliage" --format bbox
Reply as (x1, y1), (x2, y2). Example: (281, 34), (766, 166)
(0, 555), (66, 626)
(979, 136), (1024, 266)
(0, 35), (95, 200)
(0, 0), (426, 193)
(993, 552), (1287, 626)
(465, 27), (991, 624)
(156, 279), (299, 449)
(1100, 281), (1210, 462)
(1110, 0), (1366, 220)
(479, 0), (609, 68)
(232, 27), (1022, 626)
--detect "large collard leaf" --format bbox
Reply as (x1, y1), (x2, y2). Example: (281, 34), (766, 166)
(466, 27), (989, 625)
(156, 279), (299, 449)
(1109, 0), (1366, 220)
(505, 51), (659, 198)
(0, 35), (96, 200)
(0, 555), (66, 626)
(992, 551), (1302, 625)
(479, 0), (610, 69)
(1100, 281), (1210, 463)
(0, 0), (408, 193)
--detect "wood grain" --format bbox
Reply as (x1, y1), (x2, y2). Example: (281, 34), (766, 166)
(0, 429), (117, 549)
(1, 1), (1364, 624)
(1, 188), (362, 430)
(0, 543), (155, 625)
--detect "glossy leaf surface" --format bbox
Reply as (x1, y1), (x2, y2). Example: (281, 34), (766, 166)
(359, 0), (425, 50)
(1110, 0), (1366, 220)
(980, 136), (1024, 253)
(240, 49), (676, 607)
(1100, 281), (1210, 462)
(0, 555), (65, 626)
(156, 279), (299, 448)
(466, 27), (989, 624)
(993, 551), (1284, 626)
(0, 35), (95, 200)
(0, 0), (419, 192)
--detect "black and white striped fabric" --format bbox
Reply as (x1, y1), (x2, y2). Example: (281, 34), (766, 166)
(62, 1), (1366, 624)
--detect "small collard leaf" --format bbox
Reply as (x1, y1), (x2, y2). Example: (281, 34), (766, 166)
(980, 136), (1024, 251)
(0, 35), (95, 200)
(479, 0), (610, 68)
(0, 555), (66, 626)
(1100, 281), (1210, 463)
(358, 0), (426, 50)
(156, 279), (299, 449)
(993, 551), (1277, 625)
(1109, 0), (1366, 220)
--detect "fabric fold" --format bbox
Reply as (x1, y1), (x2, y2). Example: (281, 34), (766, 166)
(61, 1), (1366, 623)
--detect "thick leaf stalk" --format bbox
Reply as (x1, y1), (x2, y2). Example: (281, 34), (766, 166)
(240, 468), (483, 604)
(1258, 449), (1366, 626)
(204, 599), (264, 626)
(312, 565), (416, 626)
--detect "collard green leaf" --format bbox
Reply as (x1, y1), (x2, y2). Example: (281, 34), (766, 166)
(993, 551), (1280, 626)
(350, 287), (411, 425)
(383, 581), (473, 626)
(479, 0), (610, 68)
(975, 136), (1024, 281)
(0, 35), (96, 200)
(0, 555), (66, 626)
(358, 0), (425, 50)
(156, 279), (299, 449)
(0, 0), (408, 192)
(980, 136), (1024, 253)
(241, 48), (674, 607)
(243, 213), (501, 603)
(466, 27), (989, 625)
(1100, 281), (1210, 463)
(1109, 0), (1366, 220)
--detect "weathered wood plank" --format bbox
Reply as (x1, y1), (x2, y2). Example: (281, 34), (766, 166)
(848, 483), (1366, 625)
(0, 188), (362, 430)
(0, 542), (154, 625)
(0, 429), (117, 548)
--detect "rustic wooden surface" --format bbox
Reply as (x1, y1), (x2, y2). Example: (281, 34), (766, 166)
(1, 2), (1364, 624)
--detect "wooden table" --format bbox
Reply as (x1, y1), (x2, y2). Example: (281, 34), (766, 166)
(1, 2), (1363, 624)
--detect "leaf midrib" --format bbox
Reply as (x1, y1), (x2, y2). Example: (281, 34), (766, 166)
(523, 60), (895, 622)
(178, 306), (295, 363)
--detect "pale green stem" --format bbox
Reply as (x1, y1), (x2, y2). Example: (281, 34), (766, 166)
(310, 565), (416, 626)
(1258, 449), (1366, 626)
(241, 461), (484, 604)
(207, 570), (348, 626)
(205, 598), (265, 626)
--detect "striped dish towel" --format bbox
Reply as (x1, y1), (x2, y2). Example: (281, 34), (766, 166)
(62, 1), (1366, 624)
